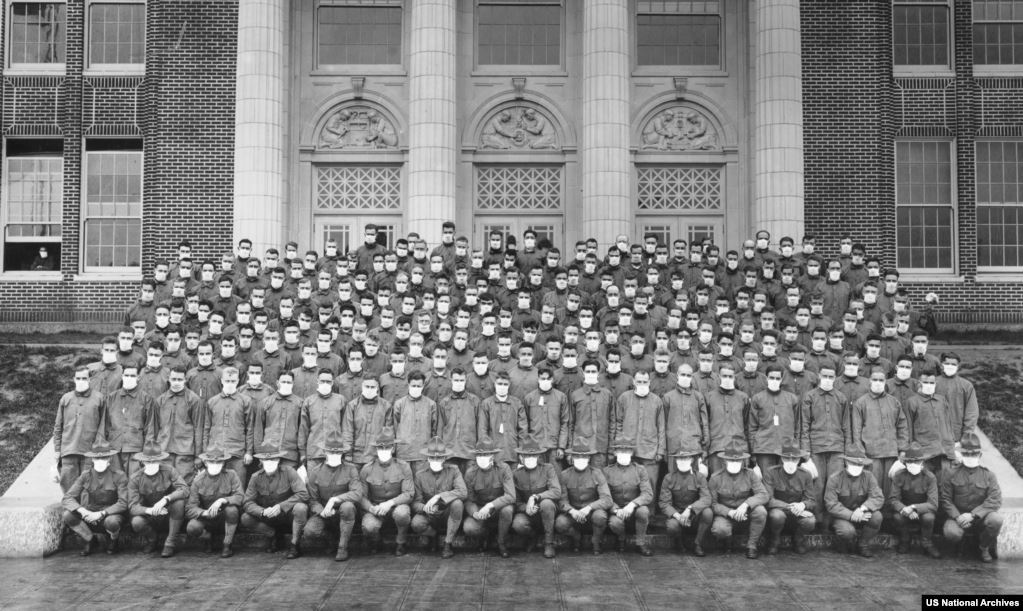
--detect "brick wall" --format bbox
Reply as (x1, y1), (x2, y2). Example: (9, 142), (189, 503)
(0, 0), (237, 326)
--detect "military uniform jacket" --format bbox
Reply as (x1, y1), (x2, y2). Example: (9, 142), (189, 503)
(557, 467), (613, 512)
(524, 388), (570, 453)
(934, 375), (979, 441)
(154, 388), (205, 456)
(186, 365), (223, 402)
(658, 470), (711, 516)
(799, 388), (849, 454)
(478, 395), (528, 464)
(62, 469), (129, 514)
(705, 388), (750, 454)
(512, 463), (562, 511)
(748, 389), (801, 455)
(54, 389), (105, 458)
(464, 462), (515, 509)
(569, 385), (616, 456)
(762, 465), (816, 512)
(104, 388), (154, 453)
(358, 459), (415, 509)
(885, 377), (920, 411)
(709, 469), (769, 516)
(437, 392), (480, 460)
(412, 464), (468, 513)
(306, 462), (363, 514)
(602, 463), (654, 509)
(888, 469), (938, 514)
(393, 395), (439, 461)
(253, 393), (306, 462)
(204, 392), (253, 458)
(342, 397), (394, 463)
(824, 470), (884, 520)
(379, 372), (410, 404)
(903, 393), (955, 460)
(243, 466), (309, 516)
(849, 392), (908, 459)
(127, 464), (189, 516)
(186, 470), (244, 518)
(138, 366), (171, 401)
(940, 465), (1002, 519)
(89, 362), (122, 396)
(662, 387), (709, 456)
(301, 393), (347, 460)
(615, 392), (666, 460)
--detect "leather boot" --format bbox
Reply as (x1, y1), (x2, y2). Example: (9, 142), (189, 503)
(591, 535), (602, 556)
(106, 536), (120, 555)
(921, 539), (941, 559)
(335, 545), (349, 562)
(286, 541), (301, 559)
(793, 533), (809, 555)
(441, 542), (454, 559)
(80, 536), (96, 557)
(160, 543), (175, 558)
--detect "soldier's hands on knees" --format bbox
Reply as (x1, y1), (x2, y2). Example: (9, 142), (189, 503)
(243, 453), (253, 466)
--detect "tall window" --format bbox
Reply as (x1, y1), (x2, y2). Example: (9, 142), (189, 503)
(87, 1), (145, 68)
(893, 1), (950, 69)
(973, 0), (1023, 66)
(977, 141), (1023, 269)
(317, 0), (402, 67)
(3, 139), (63, 272)
(8, 1), (66, 68)
(895, 140), (955, 272)
(636, 1), (720, 66)
(477, 0), (561, 66)
(83, 140), (142, 271)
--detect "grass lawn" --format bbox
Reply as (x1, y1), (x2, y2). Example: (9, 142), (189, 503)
(0, 345), (95, 495)
(958, 350), (1023, 476)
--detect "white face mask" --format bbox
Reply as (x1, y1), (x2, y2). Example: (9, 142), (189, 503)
(473, 363), (489, 376)
(789, 360), (805, 373)
(962, 456), (981, 469)
(829, 271), (841, 282)
(762, 345), (777, 357)
(634, 385), (650, 398)
(538, 379), (553, 392)
(377, 449), (393, 463)
(819, 378), (834, 392)
(607, 363), (621, 374)
(263, 340), (279, 353)
(362, 387), (379, 400)
(616, 453), (632, 467)
(222, 382), (238, 396)
(206, 462), (224, 476)
(408, 386), (424, 399)
(943, 364), (958, 377)
(866, 346), (880, 359)
(522, 456), (539, 470)
(919, 382), (936, 396)
(323, 454), (342, 468)
(572, 457), (589, 471)
(583, 372), (599, 385)
(476, 455), (493, 470)
(725, 461), (742, 475)
(263, 460), (279, 474)
(896, 366), (912, 381)
(719, 378), (735, 391)
(870, 381), (886, 394)
(101, 352), (117, 365)
(92, 459), (110, 473)
(122, 376), (138, 391)
(675, 458), (693, 472)
(906, 463), (923, 476)
(429, 459), (445, 472)
(766, 379), (781, 392)
(844, 365), (859, 378)
(782, 460), (799, 475)
(75, 380), (91, 393)
(143, 462), (161, 476)
(562, 357), (578, 369)
(277, 382), (293, 397)
(846, 464), (863, 477)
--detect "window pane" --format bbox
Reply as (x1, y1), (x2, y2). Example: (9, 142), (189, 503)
(10, 2), (66, 64)
(976, 141), (1023, 267)
(476, 165), (562, 210)
(478, 3), (560, 65)
(88, 2), (145, 65)
(85, 218), (141, 268)
(974, 23), (1023, 64)
(893, 4), (949, 67)
(6, 156), (62, 237)
(896, 141), (952, 205)
(896, 140), (954, 269)
(637, 166), (722, 210)
(896, 205), (953, 269)
(637, 14), (719, 65)
(86, 151), (143, 217)
(318, 5), (402, 66)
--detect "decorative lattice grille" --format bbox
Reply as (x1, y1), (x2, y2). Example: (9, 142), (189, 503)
(636, 166), (722, 210)
(476, 165), (562, 210)
(316, 165), (401, 210)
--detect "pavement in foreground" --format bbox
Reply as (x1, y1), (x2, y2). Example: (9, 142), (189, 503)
(1, 547), (1020, 610)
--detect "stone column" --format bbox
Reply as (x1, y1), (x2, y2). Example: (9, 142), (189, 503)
(233, 0), (286, 255)
(581, 0), (632, 249)
(407, 0), (457, 246)
(753, 0), (805, 243)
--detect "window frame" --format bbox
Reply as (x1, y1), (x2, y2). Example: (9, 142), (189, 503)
(894, 138), (958, 276)
(972, 0), (1023, 75)
(0, 137), (63, 277)
(80, 141), (144, 276)
(5, 0), (67, 74)
(975, 138), (1023, 273)
(83, 0), (145, 74)
(891, 0), (954, 76)
(472, 0), (566, 76)
(312, 0), (406, 75)
(631, 0), (726, 76)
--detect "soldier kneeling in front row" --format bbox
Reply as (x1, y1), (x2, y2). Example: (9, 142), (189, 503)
(304, 430), (363, 562)
(660, 447), (713, 557)
(888, 442), (941, 558)
(411, 437), (467, 559)
(61, 441), (129, 556)
(941, 432), (1003, 563)
(241, 442), (310, 559)
(128, 441), (189, 558)
(185, 447), (244, 558)
(555, 440), (613, 555)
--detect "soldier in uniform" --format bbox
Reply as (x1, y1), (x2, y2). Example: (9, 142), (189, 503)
(60, 440), (128, 555)
(153, 366), (205, 483)
(604, 436), (654, 556)
(203, 366), (253, 486)
(555, 440), (613, 555)
(941, 432), (1003, 563)
(185, 447), (244, 558)
(241, 442), (310, 559)
(127, 441), (189, 557)
(763, 438), (816, 555)
(825, 447), (884, 557)
(569, 360), (617, 468)
(462, 436), (516, 557)
(411, 436), (468, 559)
(104, 365), (154, 478)
(660, 447), (712, 556)
(304, 429), (363, 561)
(510, 434), (562, 558)
(708, 436), (769, 559)
(55, 366), (107, 492)
(888, 442), (941, 558)
(358, 427), (415, 556)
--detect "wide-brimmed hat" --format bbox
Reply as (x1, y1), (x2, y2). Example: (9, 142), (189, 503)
(903, 442), (925, 462)
(472, 436), (501, 455)
(669, 447), (702, 458)
(84, 440), (118, 458)
(779, 438), (808, 460)
(842, 447), (872, 466)
(253, 442), (285, 460)
(373, 426), (397, 448)
(960, 432), (982, 453)
(323, 429), (346, 455)
(421, 436), (454, 458)
(133, 440), (169, 463)
(720, 436), (750, 461)
(516, 434), (546, 456)
(609, 436), (636, 452)
(564, 439), (597, 456)
(198, 447), (231, 463)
